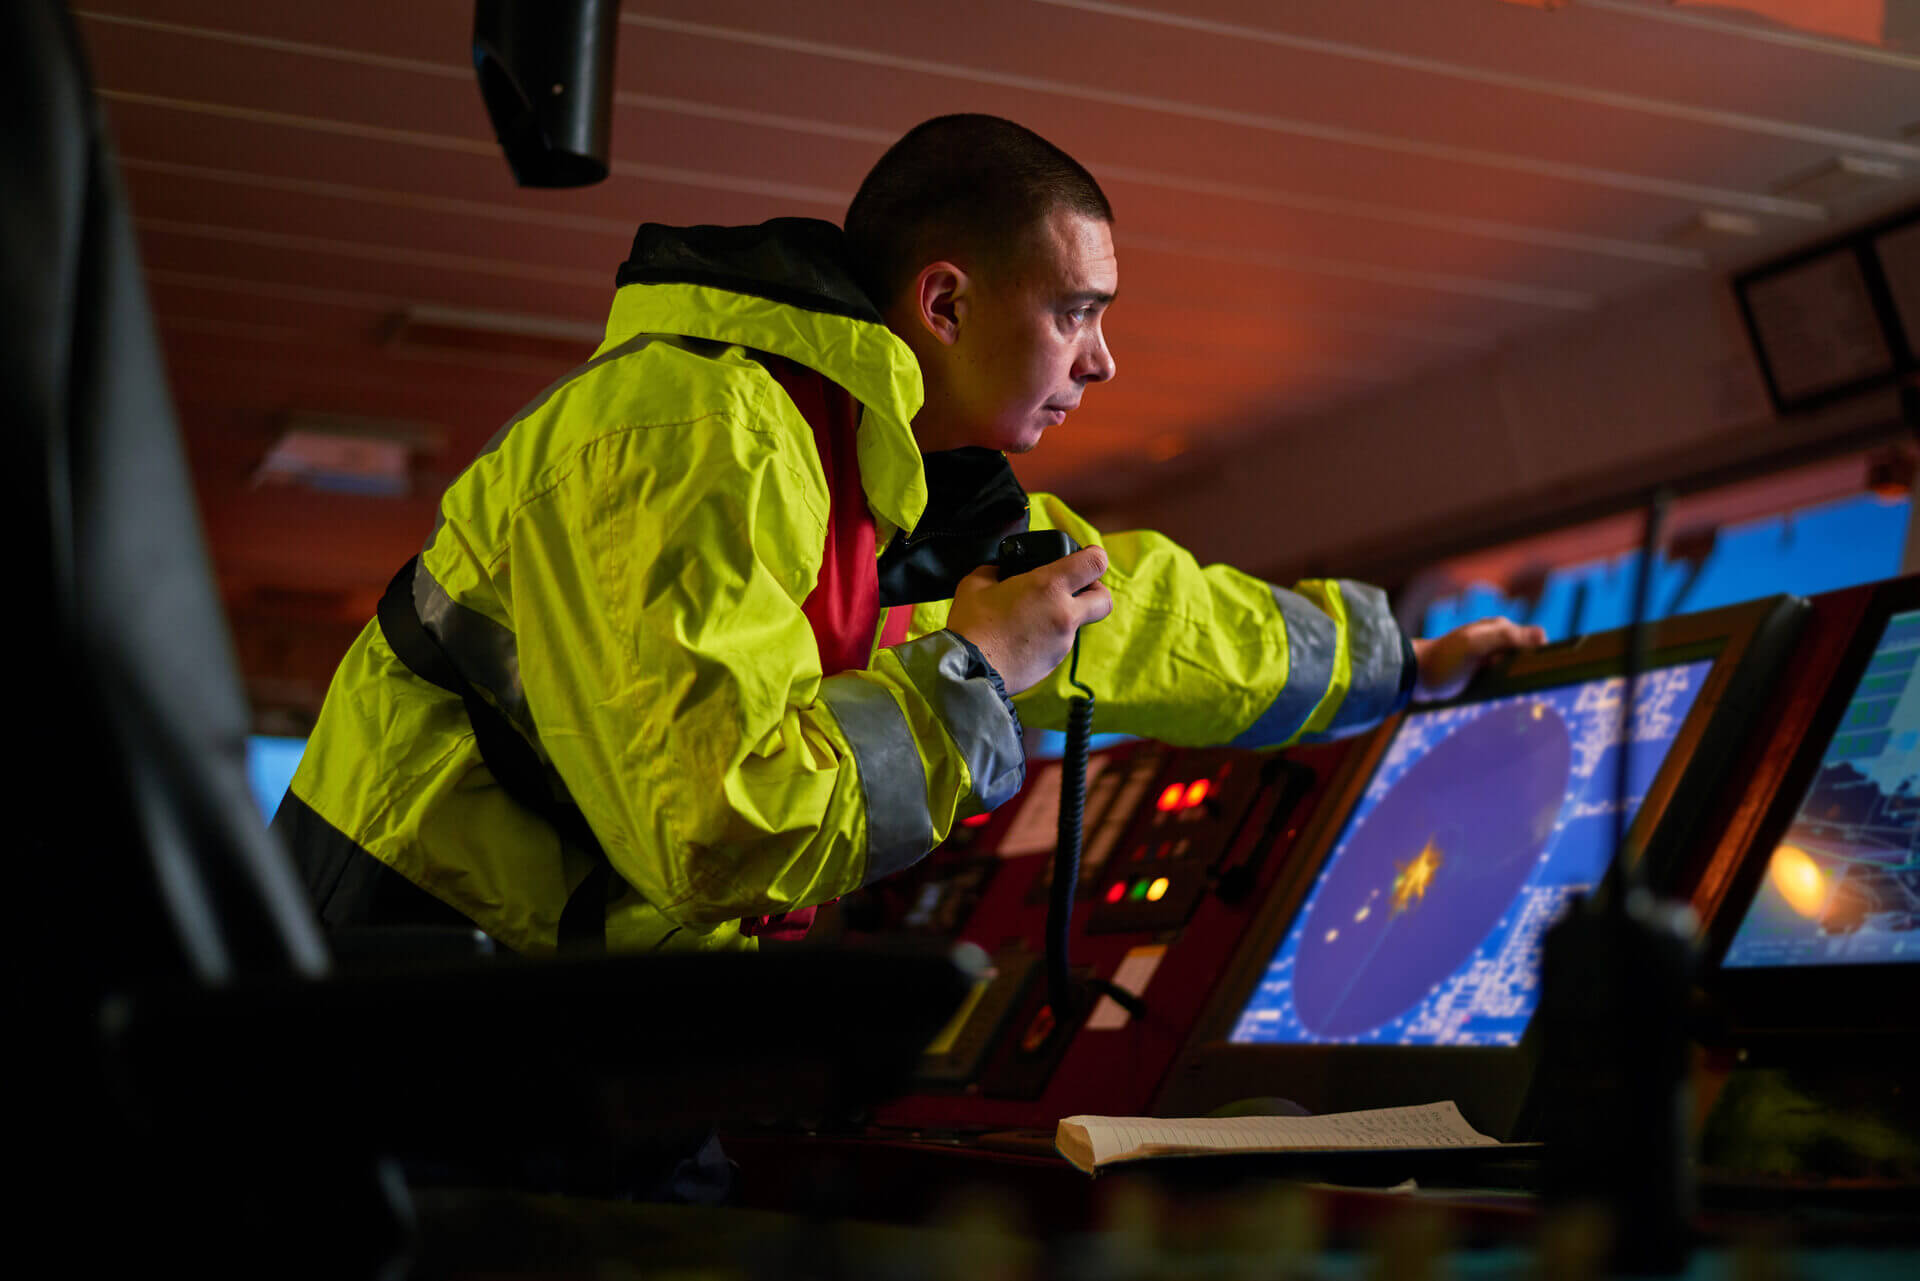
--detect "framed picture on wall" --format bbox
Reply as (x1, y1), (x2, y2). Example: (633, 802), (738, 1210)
(1735, 207), (1917, 414)
(1872, 214), (1920, 361)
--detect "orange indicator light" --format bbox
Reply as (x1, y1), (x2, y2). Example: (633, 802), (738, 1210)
(1768, 845), (1827, 918)
(1157, 784), (1183, 812)
(1185, 779), (1211, 807)
(1147, 876), (1170, 902)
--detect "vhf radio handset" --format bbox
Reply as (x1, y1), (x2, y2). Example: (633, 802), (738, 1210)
(994, 529), (1082, 580)
(994, 532), (1144, 1025)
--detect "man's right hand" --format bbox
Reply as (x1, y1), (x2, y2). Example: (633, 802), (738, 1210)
(946, 546), (1113, 695)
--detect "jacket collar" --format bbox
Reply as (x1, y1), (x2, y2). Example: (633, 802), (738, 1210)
(599, 218), (927, 537)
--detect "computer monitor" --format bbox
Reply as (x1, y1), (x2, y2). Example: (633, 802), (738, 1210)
(1702, 576), (1920, 1045)
(1156, 596), (1805, 1139)
(245, 735), (307, 823)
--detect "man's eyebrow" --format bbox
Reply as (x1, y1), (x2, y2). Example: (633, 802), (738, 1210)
(1061, 288), (1116, 306)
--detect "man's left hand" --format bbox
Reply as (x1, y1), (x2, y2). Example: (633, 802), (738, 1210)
(1411, 617), (1548, 703)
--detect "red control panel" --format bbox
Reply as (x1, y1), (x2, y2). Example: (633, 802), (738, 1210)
(845, 737), (1362, 1133)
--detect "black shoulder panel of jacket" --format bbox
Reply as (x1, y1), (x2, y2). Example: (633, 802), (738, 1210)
(615, 218), (884, 323)
(876, 448), (1031, 606)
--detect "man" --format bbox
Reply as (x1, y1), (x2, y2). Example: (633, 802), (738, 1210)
(275, 115), (1540, 954)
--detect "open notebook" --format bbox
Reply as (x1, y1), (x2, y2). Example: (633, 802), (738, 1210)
(1055, 1101), (1503, 1175)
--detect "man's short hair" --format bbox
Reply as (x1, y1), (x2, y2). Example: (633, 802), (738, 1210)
(844, 114), (1112, 309)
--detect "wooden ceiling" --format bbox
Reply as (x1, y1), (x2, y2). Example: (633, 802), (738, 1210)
(71, 0), (1920, 717)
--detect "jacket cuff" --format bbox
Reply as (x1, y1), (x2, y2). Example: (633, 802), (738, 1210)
(890, 629), (1026, 815)
(1393, 630), (1418, 712)
(1230, 580), (1410, 748)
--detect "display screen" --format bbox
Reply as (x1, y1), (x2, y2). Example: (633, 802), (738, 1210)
(1722, 609), (1920, 969)
(246, 735), (306, 823)
(1231, 660), (1714, 1048)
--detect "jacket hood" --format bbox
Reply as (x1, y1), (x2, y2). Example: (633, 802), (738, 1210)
(615, 218), (883, 322)
(599, 218), (927, 538)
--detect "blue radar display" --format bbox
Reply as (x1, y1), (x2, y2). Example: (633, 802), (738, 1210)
(1231, 660), (1714, 1048)
(1723, 609), (1920, 969)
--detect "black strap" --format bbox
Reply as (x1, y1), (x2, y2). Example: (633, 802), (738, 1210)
(377, 557), (621, 949)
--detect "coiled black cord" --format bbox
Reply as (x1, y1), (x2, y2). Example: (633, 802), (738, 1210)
(1045, 636), (1146, 1021)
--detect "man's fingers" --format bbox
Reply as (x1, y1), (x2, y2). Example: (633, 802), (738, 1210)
(1071, 580), (1114, 627)
(1047, 546), (1109, 594)
(1466, 616), (1546, 655)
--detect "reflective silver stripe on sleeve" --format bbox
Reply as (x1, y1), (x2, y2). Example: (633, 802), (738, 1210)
(817, 674), (936, 884)
(891, 630), (1026, 812)
(412, 558), (531, 730)
(1228, 584), (1340, 749)
(1313, 580), (1407, 738)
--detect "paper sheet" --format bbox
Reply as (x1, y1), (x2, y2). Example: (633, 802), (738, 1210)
(1055, 1101), (1499, 1174)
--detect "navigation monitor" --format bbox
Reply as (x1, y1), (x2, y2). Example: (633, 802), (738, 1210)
(1231, 659), (1713, 1048)
(1703, 577), (1920, 1045)
(1156, 597), (1804, 1139)
(1721, 609), (1920, 969)
(246, 735), (307, 824)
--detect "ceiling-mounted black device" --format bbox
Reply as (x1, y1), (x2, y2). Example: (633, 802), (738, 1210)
(473, 0), (620, 188)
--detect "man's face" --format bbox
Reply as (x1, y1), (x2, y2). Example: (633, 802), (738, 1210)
(915, 208), (1118, 455)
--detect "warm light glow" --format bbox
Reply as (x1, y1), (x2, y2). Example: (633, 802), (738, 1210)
(1768, 843), (1829, 918)
(1106, 880), (1128, 904)
(1185, 778), (1211, 807)
(1147, 876), (1170, 902)
(960, 812), (991, 828)
(1157, 783), (1184, 812)
(1391, 838), (1444, 915)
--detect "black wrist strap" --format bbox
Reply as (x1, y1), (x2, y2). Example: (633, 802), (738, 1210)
(377, 557), (621, 949)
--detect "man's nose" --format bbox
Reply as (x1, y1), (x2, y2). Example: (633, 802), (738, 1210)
(1079, 326), (1116, 384)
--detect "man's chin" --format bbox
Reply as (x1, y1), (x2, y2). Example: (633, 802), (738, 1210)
(1003, 419), (1056, 454)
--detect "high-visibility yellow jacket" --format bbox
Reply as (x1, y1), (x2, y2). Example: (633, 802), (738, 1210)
(280, 220), (1409, 955)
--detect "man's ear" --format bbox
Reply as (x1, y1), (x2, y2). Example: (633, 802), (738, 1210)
(911, 261), (969, 347)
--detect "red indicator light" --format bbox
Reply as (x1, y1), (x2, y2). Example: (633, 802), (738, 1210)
(1105, 881), (1127, 904)
(1157, 783), (1183, 812)
(959, 812), (991, 828)
(1185, 778), (1211, 807)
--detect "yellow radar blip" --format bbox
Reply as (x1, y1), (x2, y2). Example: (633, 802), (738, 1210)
(1391, 838), (1444, 915)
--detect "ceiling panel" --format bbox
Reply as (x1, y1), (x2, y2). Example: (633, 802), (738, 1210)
(61, 0), (1920, 710)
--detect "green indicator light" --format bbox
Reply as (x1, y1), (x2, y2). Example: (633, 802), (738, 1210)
(1129, 879), (1149, 901)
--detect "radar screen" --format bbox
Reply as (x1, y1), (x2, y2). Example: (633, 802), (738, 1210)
(1231, 660), (1714, 1048)
(1721, 608), (1920, 969)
